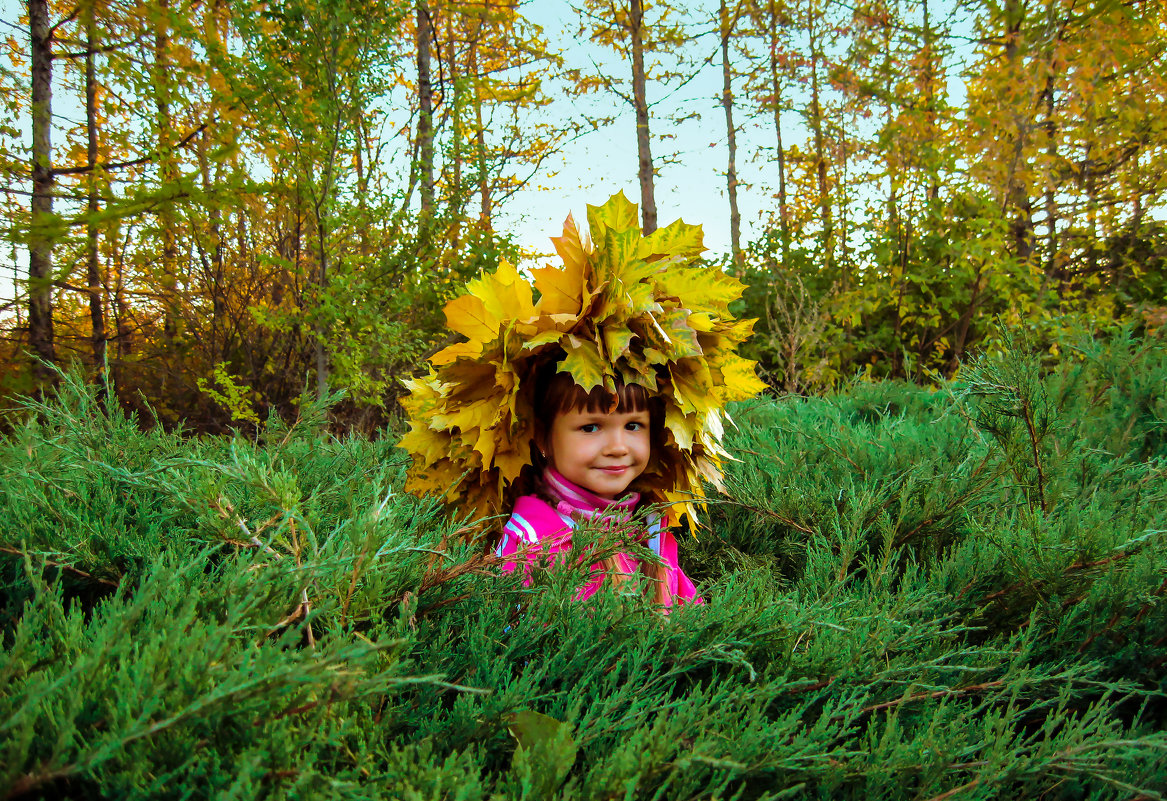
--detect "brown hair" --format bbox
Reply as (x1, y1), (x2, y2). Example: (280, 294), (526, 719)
(530, 362), (673, 609)
(536, 367), (650, 418)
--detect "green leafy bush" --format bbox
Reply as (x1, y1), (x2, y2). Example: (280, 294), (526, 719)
(2, 331), (1166, 799)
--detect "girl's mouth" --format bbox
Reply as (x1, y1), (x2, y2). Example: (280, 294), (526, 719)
(596, 466), (629, 474)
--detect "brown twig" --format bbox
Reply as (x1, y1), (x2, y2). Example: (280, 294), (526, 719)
(1021, 397), (1047, 514)
(0, 545), (119, 588)
(831, 681), (1006, 723)
(923, 777), (981, 801)
(701, 496), (815, 535)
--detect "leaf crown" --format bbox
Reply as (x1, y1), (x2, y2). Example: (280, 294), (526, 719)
(399, 192), (767, 528)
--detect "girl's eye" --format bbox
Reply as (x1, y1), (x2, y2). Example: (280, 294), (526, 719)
(580, 423), (599, 433)
(626, 422), (644, 431)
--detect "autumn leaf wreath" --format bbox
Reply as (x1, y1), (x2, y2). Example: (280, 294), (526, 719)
(399, 192), (766, 530)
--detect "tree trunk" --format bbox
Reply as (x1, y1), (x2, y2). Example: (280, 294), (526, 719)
(1040, 70), (1058, 298)
(445, 11), (463, 250)
(470, 4), (491, 228)
(629, 0), (657, 234)
(28, 0), (56, 384)
(720, 0), (741, 267)
(416, 0), (435, 217)
(921, 0), (939, 201)
(948, 265), (983, 376)
(767, 0), (789, 268)
(153, 0), (179, 343)
(195, 130), (225, 365)
(315, 218), (329, 400)
(806, 0), (833, 278)
(1002, 0), (1034, 267)
(85, 1), (107, 398)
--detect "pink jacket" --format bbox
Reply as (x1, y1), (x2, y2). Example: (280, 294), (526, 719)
(497, 494), (702, 607)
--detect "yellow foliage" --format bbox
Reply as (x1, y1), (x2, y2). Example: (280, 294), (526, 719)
(400, 193), (766, 530)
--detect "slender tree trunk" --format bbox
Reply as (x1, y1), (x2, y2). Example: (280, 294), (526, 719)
(949, 264), (983, 375)
(416, 0), (435, 217)
(879, 6), (904, 376)
(312, 30), (343, 403)
(470, 4), (491, 227)
(1002, 0), (1034, 267)
(474, 83), (490, 226)
(28, 0), (56, 383)
(195, 131), (225, 365)
(806, 0), (833, 277)
(110, 219), (132, 400)
(153, 0), (179, 343)
(445, 12), (463, 250)
(85, 1), (107, 398)
(921, 0), (939, 201)
(720, 0), (741, 266)
(767, 0), (789, 267)
(1038, 4), (1066, 298)
(629, 0), (657, 234)
(836, 104), (849, 277)
(1040, 71), (1058, 297)
(315, 219), (329, 400)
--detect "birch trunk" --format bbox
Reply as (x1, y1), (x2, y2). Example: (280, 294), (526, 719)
(416, 0), (435, 217)
(85, 1), (106, 395)
(629, 0), (657, 234)
(720, 0), (741, 266)
(28, 0), (56, 382)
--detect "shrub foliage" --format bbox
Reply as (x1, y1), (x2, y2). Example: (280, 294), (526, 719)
(2, 331), (1166, 799)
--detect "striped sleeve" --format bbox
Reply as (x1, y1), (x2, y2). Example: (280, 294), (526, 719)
(497, 495), (574, 578)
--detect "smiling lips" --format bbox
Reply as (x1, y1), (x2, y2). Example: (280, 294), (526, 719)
(596, 466), (630, 474)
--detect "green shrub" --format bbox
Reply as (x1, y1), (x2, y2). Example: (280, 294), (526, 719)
(2, 331), (1166, 799)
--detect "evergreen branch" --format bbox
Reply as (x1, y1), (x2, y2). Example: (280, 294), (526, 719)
(0, 545), (118, 588)
(892, 451), (1000, 546)
(983, 533), (1159, 608)
(700, 495), (815, 535)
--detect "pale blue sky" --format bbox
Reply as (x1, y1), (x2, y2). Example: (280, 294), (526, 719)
(500, 0), (773, 259)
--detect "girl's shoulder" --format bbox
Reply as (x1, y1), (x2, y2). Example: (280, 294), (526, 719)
(504, 494), (573, 544)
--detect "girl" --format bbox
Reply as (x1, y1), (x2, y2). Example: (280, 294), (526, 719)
(496, 367), (702, 609)
(399, 195), (764, 606)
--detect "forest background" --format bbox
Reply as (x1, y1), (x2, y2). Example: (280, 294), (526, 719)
(0, 0), (1164, 430)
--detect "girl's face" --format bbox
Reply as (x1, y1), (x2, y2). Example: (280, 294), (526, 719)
(544, 405), (651, 499)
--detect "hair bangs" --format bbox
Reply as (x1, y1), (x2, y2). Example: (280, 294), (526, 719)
(541, 371), (649, 416)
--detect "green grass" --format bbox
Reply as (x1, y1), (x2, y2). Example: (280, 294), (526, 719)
(1, 330), (1165, 800)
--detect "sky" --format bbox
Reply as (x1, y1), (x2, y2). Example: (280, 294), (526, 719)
(496, 0), (974, 261)
(494, 1), (777, 260)
(0, 0), (975, 305)
(0, 0), (774, 307)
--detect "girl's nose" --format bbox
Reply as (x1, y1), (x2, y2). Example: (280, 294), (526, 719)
(604, 429), (629, 454)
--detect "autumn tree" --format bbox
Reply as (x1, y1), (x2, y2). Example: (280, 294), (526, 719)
(406, 1), (565, 236)
(573, 0), (692, 234)
(228, 0), (404, 400)
(962, 0), (1167, 332)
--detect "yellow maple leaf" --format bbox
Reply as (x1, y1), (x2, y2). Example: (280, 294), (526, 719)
(443, 294), (498, 343)
(639, 217), (705, 262)
(714, 354), (769, 402)
(586, 191), (639, 236)
(560, 334), (611, 394)
(549, 212), (592, 289)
